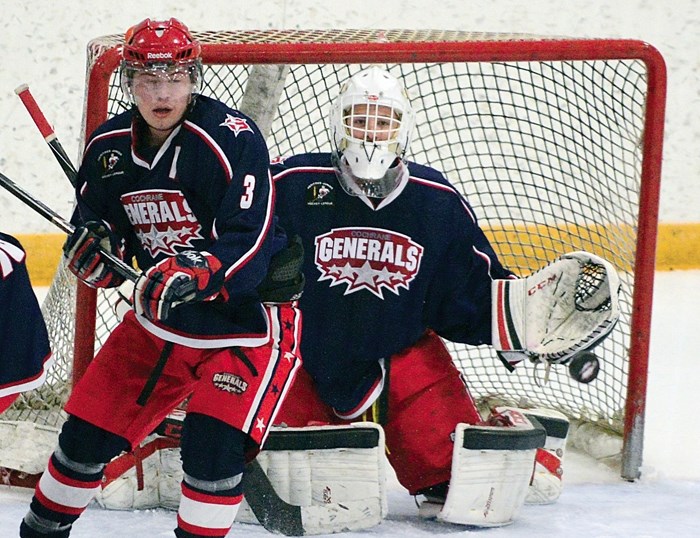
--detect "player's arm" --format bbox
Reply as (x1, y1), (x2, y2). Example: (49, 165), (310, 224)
(0, 233), (52, 413)
(62, 140), (128, 289)
(424, 192), (620, 371)
(424, 195), (515, 344)
(206, 126), (279, 296)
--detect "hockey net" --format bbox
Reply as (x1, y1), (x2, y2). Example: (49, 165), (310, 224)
(3, 30), (665, 480)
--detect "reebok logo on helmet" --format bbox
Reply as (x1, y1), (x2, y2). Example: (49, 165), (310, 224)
(147, 52), (173, 60)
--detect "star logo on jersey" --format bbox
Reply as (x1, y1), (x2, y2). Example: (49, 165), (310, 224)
(220, 114), (253, 136)
(314, 227), (424, 299)
(120, 189), (204, 257)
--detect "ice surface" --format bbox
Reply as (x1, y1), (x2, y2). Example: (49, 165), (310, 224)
(1, 271), (698, 536)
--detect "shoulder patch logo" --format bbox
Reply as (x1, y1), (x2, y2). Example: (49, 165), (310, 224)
(314, 227), (424, 298)
(220, 114), (253, 136)
(306, 181), (335, 206)
(97, 149), (124, 178)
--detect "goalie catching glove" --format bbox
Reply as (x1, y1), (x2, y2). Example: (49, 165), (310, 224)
(63, 221), (125, 288)
(492, 251), (620, 367)
(135, 250), (224, 322)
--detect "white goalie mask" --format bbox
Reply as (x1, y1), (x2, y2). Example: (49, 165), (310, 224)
(329, 67), (415, 198)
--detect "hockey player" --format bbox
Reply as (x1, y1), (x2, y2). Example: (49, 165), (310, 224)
(20, 18), (303, 538)
(264, 67), (619, 529)
(0, 232), (52, 414)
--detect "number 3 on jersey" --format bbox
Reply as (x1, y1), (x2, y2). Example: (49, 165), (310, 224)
(240, 174), (256, 209)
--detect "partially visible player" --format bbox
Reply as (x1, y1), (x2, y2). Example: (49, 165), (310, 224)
(0, 232), (52, 414)
(19, 18), (302, 538)
(267, 67), (619, 528)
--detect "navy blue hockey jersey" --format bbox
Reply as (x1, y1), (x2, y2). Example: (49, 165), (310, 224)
(272, 153), (514, 408)
(0, 233), (52, 399)
(74, 96), (284, 348)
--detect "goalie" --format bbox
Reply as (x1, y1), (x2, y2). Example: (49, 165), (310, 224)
(260, 67), (620, 531)
(57, 67), (620, 535)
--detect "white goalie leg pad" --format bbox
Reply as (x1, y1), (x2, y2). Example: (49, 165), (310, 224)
(521, 408), (570, 504)
(436, 410), (545, 527)
(0, 421), (59, 474)
(236, 422), (387, 533)
(95, 434), (182, 511)
(157, 442), (185, 510)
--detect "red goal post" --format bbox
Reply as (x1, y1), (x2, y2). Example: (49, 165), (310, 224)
(9, 30), (665, 481)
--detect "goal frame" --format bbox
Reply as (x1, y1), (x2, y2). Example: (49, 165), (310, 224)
(73, 31), (666, 481)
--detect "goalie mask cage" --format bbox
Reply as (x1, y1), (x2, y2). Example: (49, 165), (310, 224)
(6, 30), (665, 481)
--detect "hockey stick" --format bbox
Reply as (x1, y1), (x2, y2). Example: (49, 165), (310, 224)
(241, 459), (305, 535)
(15, 84), (78, 187)
(0, 170), (179, 405)
(0, 170), (139, 283)
(10, 92), (139, 283)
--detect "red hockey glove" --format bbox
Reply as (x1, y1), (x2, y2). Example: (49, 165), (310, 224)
(135, 250), (224, 322)
(63, 221), (125, 288)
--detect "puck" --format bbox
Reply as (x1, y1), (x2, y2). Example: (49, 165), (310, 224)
(568, 352), (600, 383)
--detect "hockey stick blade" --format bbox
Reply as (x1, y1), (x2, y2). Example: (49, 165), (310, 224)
(151, 415), (306, 535)
(15, 84), (78, 187)
(243, 459), (305, 536)
(243, 459), (381, 536)
(0, 170), (139, 283)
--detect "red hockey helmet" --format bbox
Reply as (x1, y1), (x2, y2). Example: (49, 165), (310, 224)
(122, 18), (201, 66)
(120, 18), (203, 105)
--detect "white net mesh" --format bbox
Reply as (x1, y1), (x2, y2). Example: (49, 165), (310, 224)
(4, 31), (663, 477)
